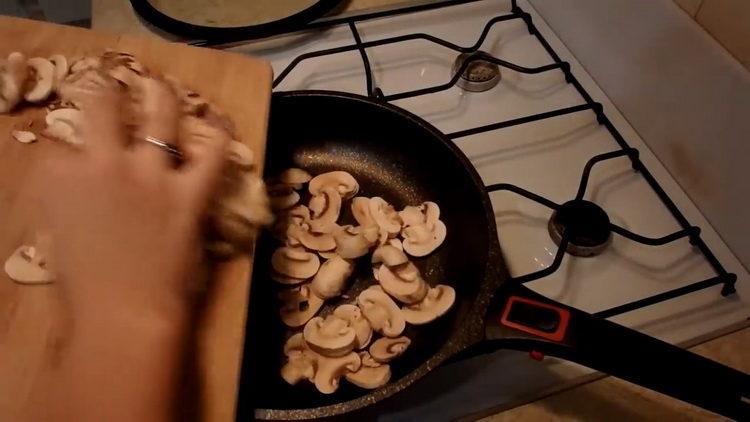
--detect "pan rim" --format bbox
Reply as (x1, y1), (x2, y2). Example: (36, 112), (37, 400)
(129, 0), (343, 41)
(251, 90), (507, 420)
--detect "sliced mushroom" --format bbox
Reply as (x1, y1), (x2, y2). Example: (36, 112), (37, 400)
(333, 304), (373, 349)
(314, 352), (361, 394)
(402, 220), (447, 257)
(226, 140), (254, 171)
(45, 108), (83, 145)
(68, 56), (98, 74)
(279, 285), (324, 328)
(24, 58), (55, 103)
(269, 184), (300, 210)
(351, 197), (376, 228)
(371, 244), (408, 267)
(57, 68), (115, 109)
(399, 202), (440, 229)
(280, 168), (312, 189)
(369, 336), (411, 363)
(399, 205), (425, 228)
(303, 315), (357, 357)
(270, 271), (306, 285)
(422, 202), (441, 228)
(376, 263), (428, 304)
(0, 52), (28, 113)
(401, 284), (455, 325)
(287, 223), (336, 252)
(308, 187), (342, 233)
(4, 244), (54, 285)
(369, 197), (402, 238)
(333, 225), (376, 259)
(11, 130), (36, 144)
(272, 205), (310, 242)
(345, 352), (391, 389)
(281, 333), (317, 385)
(216, 173), (274, 242)
(271, 246), (320, 281)
(388, 238), (403, 251)
(357, 286), (405, 337)
(310, 255), (353, 299)
(309, 171), (359, 199)
(48, 54), (69, 87)
(318, 250), (338, 259)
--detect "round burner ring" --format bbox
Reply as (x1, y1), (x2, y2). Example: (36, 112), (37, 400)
(452, 51), (501, 92)
(548, 200), (612, 257)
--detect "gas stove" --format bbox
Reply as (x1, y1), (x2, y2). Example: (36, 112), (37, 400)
(217, 0), (750, 418)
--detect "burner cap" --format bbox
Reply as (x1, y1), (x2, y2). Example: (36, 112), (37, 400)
(452, 51), (501, 92)
(548, 200), (612, 257)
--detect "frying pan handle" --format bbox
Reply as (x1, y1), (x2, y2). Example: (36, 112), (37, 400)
(489, 286), (750, 420)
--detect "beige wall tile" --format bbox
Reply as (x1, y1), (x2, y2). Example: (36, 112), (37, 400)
(674, 0), (703, 16)
(696, 0), (750, 69)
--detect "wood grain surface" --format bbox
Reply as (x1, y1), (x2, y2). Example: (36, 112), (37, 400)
(0, 16), (272, 422)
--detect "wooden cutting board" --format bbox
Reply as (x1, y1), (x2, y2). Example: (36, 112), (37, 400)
(0, 16), (272, 421)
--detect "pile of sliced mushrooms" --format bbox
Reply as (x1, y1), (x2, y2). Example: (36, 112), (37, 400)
(1, 50), (272, 284)
(270, 169), (455, 394)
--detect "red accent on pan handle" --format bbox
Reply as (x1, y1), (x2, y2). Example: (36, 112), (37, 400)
(499, 295), (571, 342)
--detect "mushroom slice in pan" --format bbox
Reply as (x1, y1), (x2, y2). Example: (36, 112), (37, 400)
(371, 244), (408, 267)
(24, 57), (55, 103)
(376, 263), (428, 304)
(368, 197), (402, 237)
(310, 254), (353, 299)
(351, 197), (376, 228)
(309, 171), (359, 199)
(303, 315), (357, 357)
(271, 246), (320, 281)
(287, 223), (336, 252)
(333, 304), (373, 350)
(279, 285), (324, 328)
(271, 205), (310, 241)
(268, 183), (300, 211)
(399, 205), (425, 228)
(280, 168), (312, 190)
(402, 220), (447, 257)
(308, 187), (342, 233)
(401, 284), (456, 325)
(400, 201), (440, 229)
(345, 352), (391, 389)
(333, 225), (375, 259)
(357, 286), (405, 338)
(280, 333), (317, 385)
(314, 352), (361, 394)
(369, 336), (411, 363)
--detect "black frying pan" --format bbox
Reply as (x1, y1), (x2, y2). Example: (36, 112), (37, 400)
(237, 91), (750, 420)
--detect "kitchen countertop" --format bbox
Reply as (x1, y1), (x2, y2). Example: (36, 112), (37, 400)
(90, 0), (750, 420)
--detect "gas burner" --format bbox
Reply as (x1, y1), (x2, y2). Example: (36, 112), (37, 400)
(548, 200), (612, 257)
(451, 51), (501, 92)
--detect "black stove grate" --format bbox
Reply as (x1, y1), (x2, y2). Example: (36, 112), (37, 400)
(198, 0), (738, 318)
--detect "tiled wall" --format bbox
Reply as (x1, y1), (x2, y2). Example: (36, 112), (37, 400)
(674, 0), (750, 70)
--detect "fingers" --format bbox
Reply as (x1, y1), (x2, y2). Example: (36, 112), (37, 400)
(130, 78), (181, 170)
(173, 116), (230, 211)
(77, 81), (129, 158)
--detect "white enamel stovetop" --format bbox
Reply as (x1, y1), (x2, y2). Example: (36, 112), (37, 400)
(229, 0), (750, 419)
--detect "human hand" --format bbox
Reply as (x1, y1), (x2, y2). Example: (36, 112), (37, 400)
(39, 80), (229, 326)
